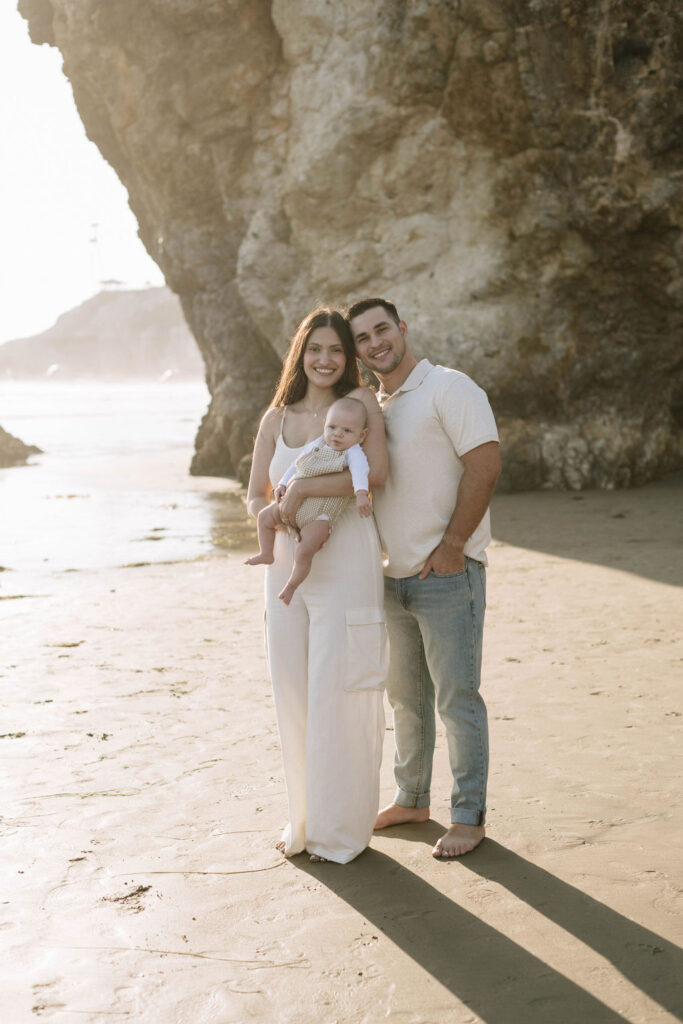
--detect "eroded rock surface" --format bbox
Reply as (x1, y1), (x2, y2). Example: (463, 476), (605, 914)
(20, 0), (683, 488)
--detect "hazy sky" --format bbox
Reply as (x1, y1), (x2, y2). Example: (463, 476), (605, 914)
(0, 5), (164, 345)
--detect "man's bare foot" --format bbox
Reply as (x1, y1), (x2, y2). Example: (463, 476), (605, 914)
(278, 583), (295, 605)
(374, 803), (430, 830)
(245, 553), (274, 566)
(309, 853), (327, 862)
(432, 823), (485, 858)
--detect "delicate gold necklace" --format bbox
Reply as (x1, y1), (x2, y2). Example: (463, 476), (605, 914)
(300, 402), (333, 418)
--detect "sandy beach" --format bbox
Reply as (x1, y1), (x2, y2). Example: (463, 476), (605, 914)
(2, 437), (682, 1022)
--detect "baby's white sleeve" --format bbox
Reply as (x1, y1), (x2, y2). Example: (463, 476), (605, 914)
(346, 444), (370, 493)
(279, 460), (298, 487)
(278, 436), (321, 487)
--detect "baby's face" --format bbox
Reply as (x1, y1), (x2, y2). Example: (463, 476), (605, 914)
(323, 406), (366, 451)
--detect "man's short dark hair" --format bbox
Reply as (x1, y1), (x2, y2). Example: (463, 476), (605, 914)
(346, 297), (401, 327)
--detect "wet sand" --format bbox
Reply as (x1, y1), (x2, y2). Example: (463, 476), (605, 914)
(2, 464), (682, 1023)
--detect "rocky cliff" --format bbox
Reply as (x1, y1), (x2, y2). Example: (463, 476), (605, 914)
(0, 287), (203, 379)
(20, 0), (683, 488)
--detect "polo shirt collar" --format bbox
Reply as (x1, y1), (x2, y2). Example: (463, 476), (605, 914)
(378, 358), (433, 401)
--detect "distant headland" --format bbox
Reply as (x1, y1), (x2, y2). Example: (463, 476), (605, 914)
(0, 287), (204, 381)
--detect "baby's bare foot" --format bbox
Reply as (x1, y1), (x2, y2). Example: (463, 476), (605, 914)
(278, 583), (295, 605)
(374, 803), (430, 830)
(432, 823), (485, 859)
(245, 553), (274, 566)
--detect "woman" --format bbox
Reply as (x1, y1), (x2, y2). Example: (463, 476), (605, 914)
(246, 307), (388, 864)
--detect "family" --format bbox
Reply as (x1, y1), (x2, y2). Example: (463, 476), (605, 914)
(245, 299), (501, 864)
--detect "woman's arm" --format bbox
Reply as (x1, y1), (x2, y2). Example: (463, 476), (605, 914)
(278, 388), (387, 526)
(245, 407), (281, 519)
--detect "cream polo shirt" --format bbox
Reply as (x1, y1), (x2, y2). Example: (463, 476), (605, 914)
(373, 359), (499, 578)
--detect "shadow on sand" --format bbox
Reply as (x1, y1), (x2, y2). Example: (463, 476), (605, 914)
(296, 828), (682, 1023)
(491, 471), (683, 588)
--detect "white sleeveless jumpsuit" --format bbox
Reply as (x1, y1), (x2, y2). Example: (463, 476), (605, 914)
(265, 421), (386, 863)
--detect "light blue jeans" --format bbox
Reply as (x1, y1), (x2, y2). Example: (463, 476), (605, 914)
(383, 557), (488, 825)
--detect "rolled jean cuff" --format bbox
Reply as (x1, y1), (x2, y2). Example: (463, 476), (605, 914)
(451, 808), (486, 826)
(394, 786), (430, 810)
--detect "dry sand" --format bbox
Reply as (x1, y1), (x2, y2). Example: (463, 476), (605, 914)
(2, 470), (682, 1023)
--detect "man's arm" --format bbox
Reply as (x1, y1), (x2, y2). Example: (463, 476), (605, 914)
(418, 441), (501, 579)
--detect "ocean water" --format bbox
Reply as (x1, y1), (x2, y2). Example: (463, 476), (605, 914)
(0, 381), (254, 597)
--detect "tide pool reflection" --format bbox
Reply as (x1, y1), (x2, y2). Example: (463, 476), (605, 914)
(207, 490), (257, 554)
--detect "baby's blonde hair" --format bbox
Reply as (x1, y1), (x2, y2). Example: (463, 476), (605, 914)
(325, 396), (368, 429)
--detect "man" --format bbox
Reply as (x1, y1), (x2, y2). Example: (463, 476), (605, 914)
(347, 298), (501, 858)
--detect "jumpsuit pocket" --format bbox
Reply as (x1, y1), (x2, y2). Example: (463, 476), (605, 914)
(343, 606), (389, 692)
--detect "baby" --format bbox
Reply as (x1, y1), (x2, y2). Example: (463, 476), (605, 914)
(246, 396), (371, 605)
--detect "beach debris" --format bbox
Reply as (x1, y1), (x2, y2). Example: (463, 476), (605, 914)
(102, 883), (153, 913)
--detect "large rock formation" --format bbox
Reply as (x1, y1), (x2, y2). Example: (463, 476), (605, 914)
(20, 0), (683, 488)
(0, 287), (203, 379)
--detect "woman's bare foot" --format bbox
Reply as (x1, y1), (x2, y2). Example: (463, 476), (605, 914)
(309, 853), (327, 862)
(432, 823), (485, 858)
(278, 583), (296, 605)
(374, 802), (430, 830)
(275, 840), (286, 854)
(245, 553), (274, 566)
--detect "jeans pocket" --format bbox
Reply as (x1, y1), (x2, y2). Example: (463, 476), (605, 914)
(344, 606), (388, 692)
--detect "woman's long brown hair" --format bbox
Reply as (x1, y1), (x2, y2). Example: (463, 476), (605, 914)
(269, 307), (361, 409)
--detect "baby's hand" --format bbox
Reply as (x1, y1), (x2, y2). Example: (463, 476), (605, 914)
(355, 490), (371, 518)
(273, 484), (287, 503)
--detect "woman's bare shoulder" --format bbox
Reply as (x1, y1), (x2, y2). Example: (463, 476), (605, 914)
(259, 405), (283, 439)
(348, 385), (382, 414)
